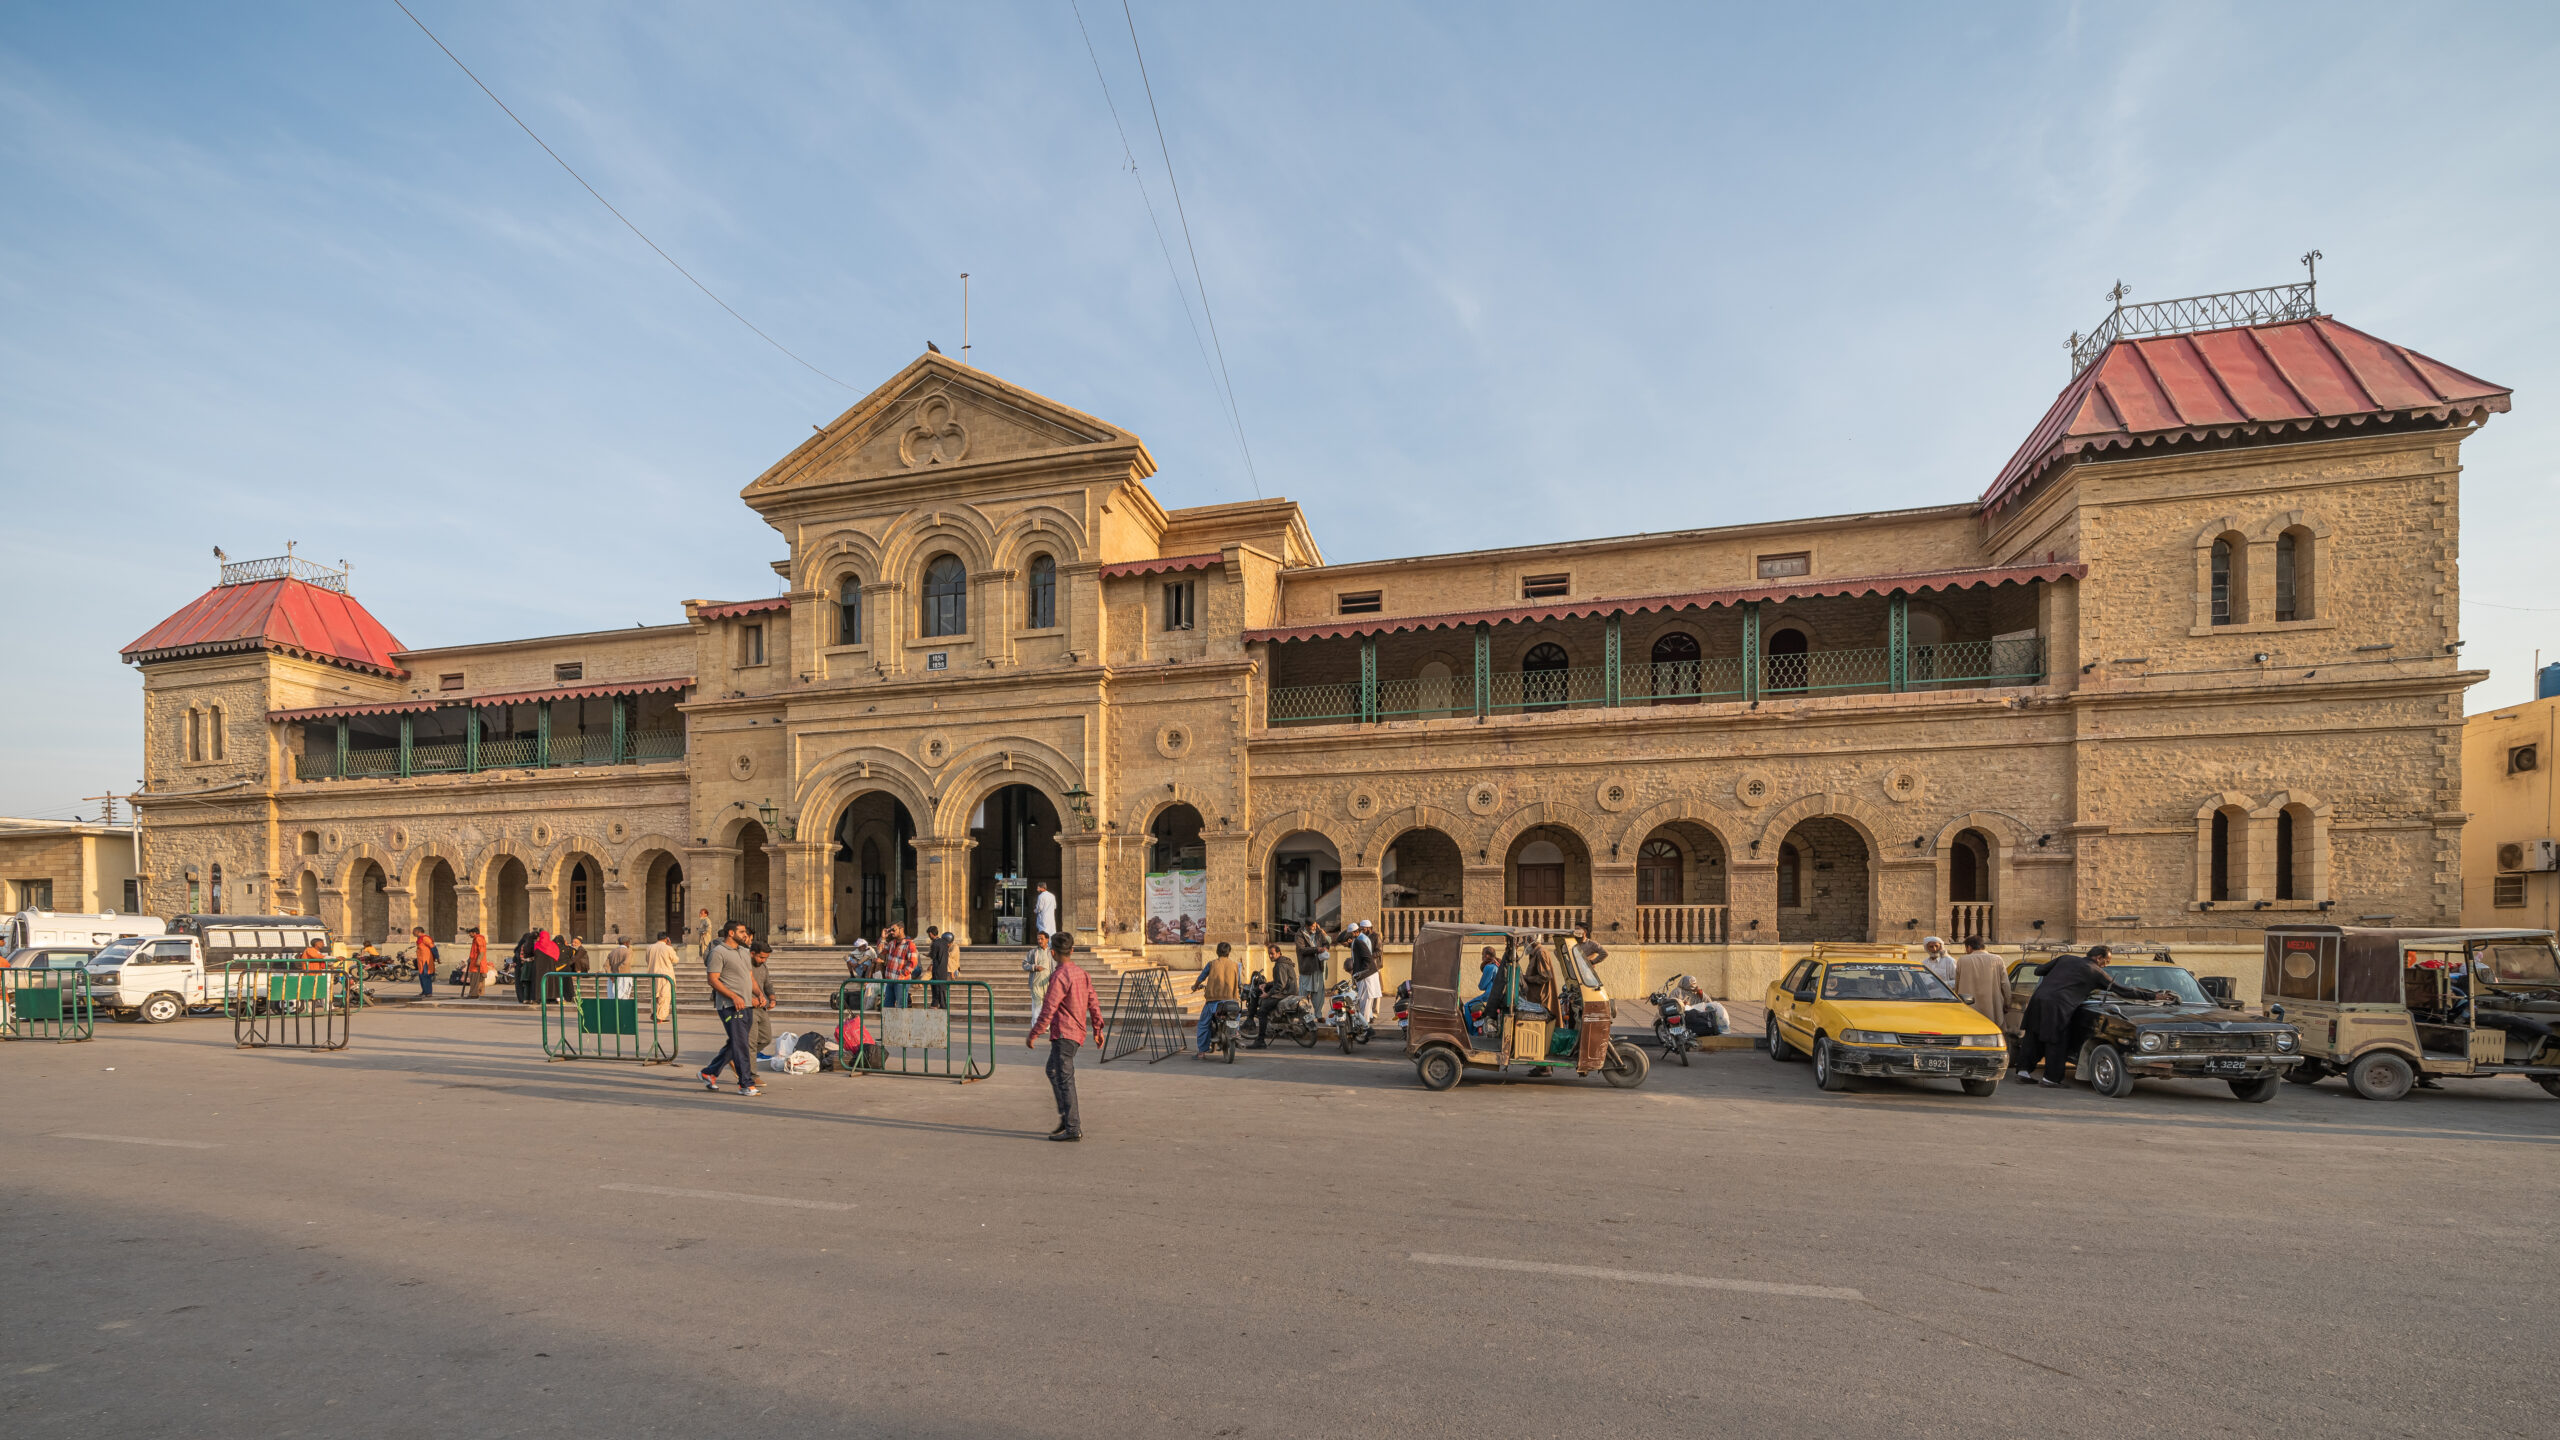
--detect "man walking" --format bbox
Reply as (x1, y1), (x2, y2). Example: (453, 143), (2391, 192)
(1191, 941), (1243, 1058)
(643, 928), (681, 1023)
(1026, 932), (1103, 1141)
(1031, 882), (1058, 948)
(699, 920), (762, 1096)
(411, 927), (437, 999)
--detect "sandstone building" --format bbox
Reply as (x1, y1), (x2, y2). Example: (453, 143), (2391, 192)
(120, 282), (2512, 996)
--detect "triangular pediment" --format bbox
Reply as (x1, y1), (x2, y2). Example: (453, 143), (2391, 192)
(746, 354), (1146, 495)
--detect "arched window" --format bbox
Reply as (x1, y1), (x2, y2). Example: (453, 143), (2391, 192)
(1025, 554), (1057, 629)
(1765, 627), (1810, 691)
(1637, 838), (1683, 904)
(2275, 527), (2313, 622)
(838, 575), (863, 645)
(1521, 642), (1571, 712)
(2275, 808), (2296, 901)
(1649, 632), (1701, 703)
(921, 554), (968, 638)
(1778, 843), (1802, 908)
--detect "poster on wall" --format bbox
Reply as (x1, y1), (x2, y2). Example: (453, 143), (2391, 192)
(1144, 870), (1207, 945)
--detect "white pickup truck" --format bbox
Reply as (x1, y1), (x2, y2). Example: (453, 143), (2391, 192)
(85, 920), (333, 1023)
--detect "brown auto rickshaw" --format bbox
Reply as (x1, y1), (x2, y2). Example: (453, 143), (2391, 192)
(1404, 922), (1648, 1090)
(2264, 924), (2560, 1101)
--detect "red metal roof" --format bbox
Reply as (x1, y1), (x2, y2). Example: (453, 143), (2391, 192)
(1101, 552), (1222, 579)
(1244, 562), (2083, 644)
(692, 596), (791, 620)
(122, 578), (406, 676)
(1985, 316), (2510, 512)
(266, 675), (693, 723)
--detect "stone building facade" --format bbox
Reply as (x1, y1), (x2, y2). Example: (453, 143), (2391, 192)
(119, 295), (2512, 997)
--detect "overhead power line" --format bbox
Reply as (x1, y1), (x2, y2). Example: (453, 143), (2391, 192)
(390, 1), (856, 393)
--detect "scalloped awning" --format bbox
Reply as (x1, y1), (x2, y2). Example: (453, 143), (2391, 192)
(1984, 316), (2509, 513)
(266, 675), (693, 723)
(1243, 562), (2082, 643)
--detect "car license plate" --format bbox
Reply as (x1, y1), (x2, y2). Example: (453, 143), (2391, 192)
(2204, 1058), (2248, 1075)
(1915, 1053), (1951, 1073)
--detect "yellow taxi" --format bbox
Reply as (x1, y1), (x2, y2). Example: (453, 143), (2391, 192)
(1763, 943), (2008, 1096)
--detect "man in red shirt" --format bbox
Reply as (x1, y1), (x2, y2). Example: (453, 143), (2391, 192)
(1025, 932), (1105, 1141)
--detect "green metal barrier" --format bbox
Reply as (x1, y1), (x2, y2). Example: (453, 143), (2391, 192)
(540, 971), (678, 1064)
(2, 964), (96, 1042)
(225, 961), (353, 1051)
(831, 979), (994, 1082)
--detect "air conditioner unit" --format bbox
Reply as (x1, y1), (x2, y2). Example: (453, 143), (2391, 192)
(2495, 839), (2560, 874)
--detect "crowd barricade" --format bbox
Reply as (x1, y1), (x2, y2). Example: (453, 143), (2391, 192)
(2, 964), (96, 1042)
(226, 961), (353, 1051)
(540, 971), (679, 1064)
(830, 979), (994, 1081)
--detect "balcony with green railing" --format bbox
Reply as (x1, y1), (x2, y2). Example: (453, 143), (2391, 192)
(1263, 597), (2045, 729)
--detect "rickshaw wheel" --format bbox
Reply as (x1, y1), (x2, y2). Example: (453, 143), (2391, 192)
(1416, 1047), (1463, 1091)
(1601, 1042), (1648, 1089)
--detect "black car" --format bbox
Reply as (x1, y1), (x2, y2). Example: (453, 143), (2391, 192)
(2006, 957), (2303, 1101)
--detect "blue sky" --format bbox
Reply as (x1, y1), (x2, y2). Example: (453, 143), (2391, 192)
(3, 1), (2556, 821)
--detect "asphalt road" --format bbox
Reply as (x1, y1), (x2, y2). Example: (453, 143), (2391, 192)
(4, 1010), (2554, 1439)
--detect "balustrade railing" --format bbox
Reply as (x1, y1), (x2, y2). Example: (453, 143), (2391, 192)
(1636, 905), (1729, 944)
(1948, 902), (1995, 943)
(1376, 907), (1462, 944)
(1503, 905), (1590, 932)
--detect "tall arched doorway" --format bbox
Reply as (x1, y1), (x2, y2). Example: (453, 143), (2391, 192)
(1269, 830), (1339, 942)
(490, 857), (530, 939)
(829, 793), (916, 944)
(1147, 805), (1206, 946)
(1777, 817), (1869, 943)
(421, 859), (459, 941)
(969, 785), (1061, 945)
(350, 859), (389, 944)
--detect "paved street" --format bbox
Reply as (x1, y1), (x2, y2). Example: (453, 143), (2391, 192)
(5, 1009), (2554, 1439)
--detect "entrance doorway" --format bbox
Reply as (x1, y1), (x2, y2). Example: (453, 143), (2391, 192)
(969, 785), (1062, 945)
(830, 794), (916, 944)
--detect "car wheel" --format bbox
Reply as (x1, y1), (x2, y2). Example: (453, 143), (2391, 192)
(2228, 1075), (2281, 1103)
(1601, 1041), (1649, 1089)
(2086, 1043), (2134, 1098)
(1766, 1015), (1796, 1062)
(1960, 1077), (1999, 1097)
(1416, 1047), (1463, 1092)
(2283, 1060), (2329, 1086)
(141, 992), (184, 1025)
(2347, 1051), (2416, 1102)
(1813, 1035), (1850, 1092)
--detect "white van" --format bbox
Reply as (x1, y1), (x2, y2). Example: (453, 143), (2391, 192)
(3, 910), (166, 957)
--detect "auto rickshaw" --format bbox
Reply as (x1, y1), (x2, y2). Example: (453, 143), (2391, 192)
(2263, 925), (2560, 1100)
(1404, 922), (1648, 1090)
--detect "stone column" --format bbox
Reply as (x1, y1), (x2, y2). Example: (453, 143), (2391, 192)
(774, 839), (836, 944)
(910, 837), (972, 940)
(1589, 862), (1636, 939)
(1461, 864), (1505, 924)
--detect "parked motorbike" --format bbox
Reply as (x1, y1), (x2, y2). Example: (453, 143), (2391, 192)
(1266, 993), (1320, 1048)
(1212, 999), (1245, 1063)
(1326, 981), (1374, 1053)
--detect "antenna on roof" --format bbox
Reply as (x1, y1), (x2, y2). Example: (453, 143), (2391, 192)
(2299, 249), (2322, 312)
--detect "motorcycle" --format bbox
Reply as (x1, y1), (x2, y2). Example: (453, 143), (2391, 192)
(1211, 999), (1246, 1063)
(1326, 980), (1374, 1053)
(1647, 985), (1728, 1067)
(1265, 993), (1321, 1048)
